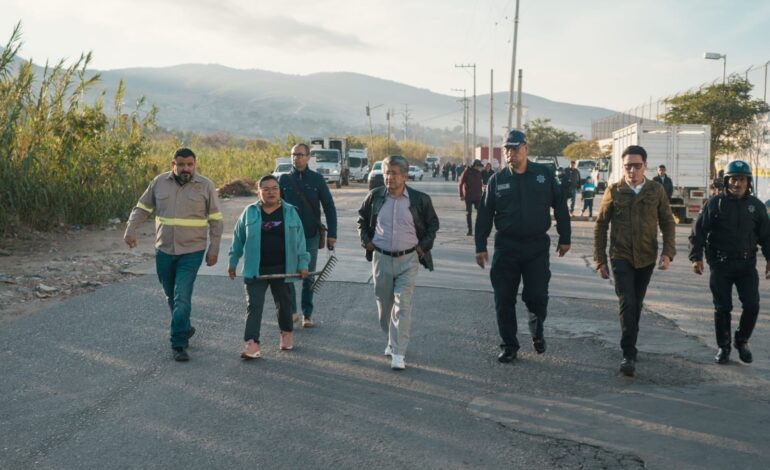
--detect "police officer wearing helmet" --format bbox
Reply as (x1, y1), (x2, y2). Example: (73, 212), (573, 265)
(689, 160), (770, 364)
(475, 130), (571, 363)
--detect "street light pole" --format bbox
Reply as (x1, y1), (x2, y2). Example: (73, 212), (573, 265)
(366, 102), (383, 158)
(704, 51), (727, 86)
(507, 0), (521, 132)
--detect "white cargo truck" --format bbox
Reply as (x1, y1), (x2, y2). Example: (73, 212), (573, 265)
(310, 137), (349, 187)
(610, 123), (710, 222)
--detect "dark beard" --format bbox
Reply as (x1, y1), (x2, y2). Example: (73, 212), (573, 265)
(174, 172), (192, 185)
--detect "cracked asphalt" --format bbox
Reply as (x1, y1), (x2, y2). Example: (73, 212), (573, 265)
(2, 178), (769, 469)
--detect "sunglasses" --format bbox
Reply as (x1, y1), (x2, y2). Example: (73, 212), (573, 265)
(291, 153), (307, 157)
(623, 163), (644, 170)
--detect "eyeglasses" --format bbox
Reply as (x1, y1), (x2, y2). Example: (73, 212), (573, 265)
(623, 163), (644, 170)
(291, 153), (307, 157)
(260, 186), (280, 192)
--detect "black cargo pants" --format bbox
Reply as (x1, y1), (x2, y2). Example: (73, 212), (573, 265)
(490, 235), (551, 351)
(611, 259), (655, 360)
(709, 258), (760, 351)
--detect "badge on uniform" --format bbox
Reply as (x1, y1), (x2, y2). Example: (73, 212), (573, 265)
(498, 183), (510, 190)
(536, 174), (546, 184)
(749, 205), (756, 213)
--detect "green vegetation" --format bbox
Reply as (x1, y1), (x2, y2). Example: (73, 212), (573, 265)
(663, 76), (769, 175)
(523, 118), (580, 157)
(563, 139), (605, 161)
(0, 23), (441, 236)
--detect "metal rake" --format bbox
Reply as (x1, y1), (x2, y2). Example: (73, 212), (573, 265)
(255, 249), (338, 294)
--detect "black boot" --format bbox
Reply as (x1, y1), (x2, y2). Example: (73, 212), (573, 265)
(620, 357), (635, 377)
(734, 340), (753, 364)
(532, 337), (546, 354)
(498, 347), (517, 363)
(714, 347), (730, 364)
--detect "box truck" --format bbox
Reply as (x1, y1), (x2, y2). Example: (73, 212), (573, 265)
(610, 123), (710, 222)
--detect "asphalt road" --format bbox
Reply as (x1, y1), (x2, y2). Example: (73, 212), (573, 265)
(2, 176), (770, 469)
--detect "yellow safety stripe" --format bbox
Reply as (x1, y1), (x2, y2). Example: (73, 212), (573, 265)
(208, 212), (223, 221)
(136, 202), (154, 212)
(156, 216), (209, 227)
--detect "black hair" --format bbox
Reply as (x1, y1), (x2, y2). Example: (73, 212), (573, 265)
(258, 174), (279, 187)
(621, 145), (647, 162)
(294, 143), (310, 155)
(174, 147), (196, 160)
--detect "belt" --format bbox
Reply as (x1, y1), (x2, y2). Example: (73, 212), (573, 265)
(709, 248), (754, 261)
(373, 246), (416, 257)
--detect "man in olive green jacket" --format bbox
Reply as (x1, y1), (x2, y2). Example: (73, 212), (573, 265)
(593, 145), (676, 377)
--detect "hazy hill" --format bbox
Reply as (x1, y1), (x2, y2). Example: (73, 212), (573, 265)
(4, 52), (617, 143)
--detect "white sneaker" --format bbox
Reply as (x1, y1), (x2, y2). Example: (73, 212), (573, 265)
(391, 354), (406, 370)
(384, 345), (392, 356)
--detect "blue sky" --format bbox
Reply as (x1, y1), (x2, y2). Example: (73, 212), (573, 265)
(3, 0), (770, 111)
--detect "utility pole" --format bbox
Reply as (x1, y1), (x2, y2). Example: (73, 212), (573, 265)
(516, 69), (523, 129)
(490, 69), (494, 168)
(367, 102), (384, 158)
(453, 88), (468, 163)
(386, 108), (391, 156)
(507, 0), (521, 132)
(403, 104), (411, 141)
(455, 63), (477, 151)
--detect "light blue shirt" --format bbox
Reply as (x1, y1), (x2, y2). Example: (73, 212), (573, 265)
(372, 189), (418, 252)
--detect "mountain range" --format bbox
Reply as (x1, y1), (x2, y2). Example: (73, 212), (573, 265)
(7, 51), (617, 145)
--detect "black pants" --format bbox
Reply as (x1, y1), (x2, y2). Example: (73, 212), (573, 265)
(243, 265), (293, 343)
(709, 258), (760, 350)
(465, 200), (479, 233)
(490, 235), (551, 350)
(611, 259), (655, 359)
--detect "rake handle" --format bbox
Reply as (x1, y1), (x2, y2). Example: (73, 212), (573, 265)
(255, 271), (323, 280)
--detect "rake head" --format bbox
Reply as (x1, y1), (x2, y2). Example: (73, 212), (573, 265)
(310, 250), (338, 293)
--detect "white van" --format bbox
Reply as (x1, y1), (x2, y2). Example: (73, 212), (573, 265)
(348, 149), (369, 182)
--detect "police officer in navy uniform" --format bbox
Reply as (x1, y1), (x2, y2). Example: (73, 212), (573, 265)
(689, 160), (770, 364)
(475, 130), (571, 362)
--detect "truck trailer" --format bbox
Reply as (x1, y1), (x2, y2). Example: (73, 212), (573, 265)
(610, 123), (710, 222)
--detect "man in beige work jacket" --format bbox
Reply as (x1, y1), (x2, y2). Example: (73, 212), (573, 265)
(124, 148), (223, 361)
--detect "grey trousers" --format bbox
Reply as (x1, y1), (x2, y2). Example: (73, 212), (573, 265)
(372, 251), (420, 356)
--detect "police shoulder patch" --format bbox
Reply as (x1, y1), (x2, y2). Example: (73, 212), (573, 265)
(748, 205), (756, 213)
(536, 174), (546, 184)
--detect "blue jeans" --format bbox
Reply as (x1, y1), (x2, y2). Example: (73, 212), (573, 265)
(290, 234), (319, 317)
(155, 250), (205, 348)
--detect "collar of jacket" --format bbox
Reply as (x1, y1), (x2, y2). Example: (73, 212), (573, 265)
(372, 185), (417, 206)
(164, 171), (205, 184)
(618, 177), (649, 194)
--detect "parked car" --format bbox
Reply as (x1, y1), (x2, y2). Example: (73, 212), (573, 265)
(367, 161), (384, 190)
(408, 165), (424, 181)
(272, 161), (292, 178)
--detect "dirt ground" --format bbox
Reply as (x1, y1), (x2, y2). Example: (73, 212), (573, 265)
(0, 197), (249, 322)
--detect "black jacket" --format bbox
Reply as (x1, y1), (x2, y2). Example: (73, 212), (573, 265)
(689, 192), (770, 263)
(652, 175), (674, 199)
(278, 168), (338, 239)
(357, 185), (440, 270)
(476, 162), (571, 253)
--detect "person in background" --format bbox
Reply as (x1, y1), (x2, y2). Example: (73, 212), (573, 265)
(458, 160), (484, 236)
(228, 175), (309, 359)
(580, 176), (596, 219)
(561, 160), (581, 216)
(481, 162), (494, 187)
(124, 147), (223, 362)
(652, 164), (674, 200)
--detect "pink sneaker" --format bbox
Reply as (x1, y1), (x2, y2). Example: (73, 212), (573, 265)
(280, 331), (293, 350)
(240, 339), (261, 359)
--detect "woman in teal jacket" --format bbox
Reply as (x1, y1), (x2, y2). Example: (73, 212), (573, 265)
(228, 175), (310, 359)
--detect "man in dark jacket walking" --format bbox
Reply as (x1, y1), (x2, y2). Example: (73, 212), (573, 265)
(278, 143), (337, 328)
(458, 160), (484, 236)
(652, 164), (674, 200)
(561, 160), (581, 215)
(475, 130), (571, 363)
(689, 160), (770, 365)
(357, 155), (439, 370)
